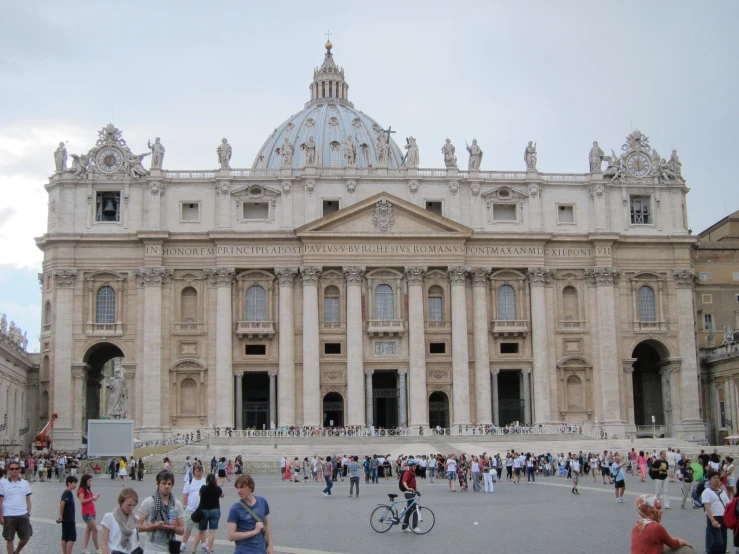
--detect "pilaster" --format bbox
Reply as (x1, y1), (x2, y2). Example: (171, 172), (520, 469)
(526, 267), (554, 423)
(343, 266), (366, 426)
(471, 268), (492, 424)
(405, 266), (428, 427)
(51, 269), (77, 446)
(448, 265), (471, 424)
(148, 181), (166, 229)
(300, 265), (322, 426)
(205, 267), (235, 428)
(215, 180), (231, 229)
(281, 181), (293, 228)
(275, 267), (298, 427)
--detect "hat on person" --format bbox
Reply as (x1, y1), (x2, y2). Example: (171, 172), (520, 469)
(408, 460), (418, 466)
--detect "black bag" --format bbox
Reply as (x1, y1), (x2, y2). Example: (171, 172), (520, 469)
(112, 549), (143, 554)
(240, 500), (269, 548)
(168, 539), (182, 554)
(190, 506), (203, 523)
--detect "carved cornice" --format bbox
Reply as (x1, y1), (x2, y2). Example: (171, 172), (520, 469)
(470, 268), (491, 287)
(672, 268), (696, 289)
(526, 267), (555, 287)
(447, 265), (470, 286)
(404, 266), (427, 286)
(204, 267), (235, 288)
(149, 181), (166, 196)
(343, 266), (366, 286)
(300, 266), (323, 286)
(274, 267), (298, 287)
(585, 266), (621, 286)
(53, 269), (77, 288)
(135, 267), (173, 287)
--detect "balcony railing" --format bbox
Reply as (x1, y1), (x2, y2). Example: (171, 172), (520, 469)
(490, 319), (529, 336)
(633, 321), (669, 332)
(366, 319), (406, 337)
(86, 322), (123, 336)
(320, 321), (346, 331)
(426, 320), (450, 330)
(173, 322), (204, 334)
(558, 320), (586, 330)
(236, 321), (276, 339)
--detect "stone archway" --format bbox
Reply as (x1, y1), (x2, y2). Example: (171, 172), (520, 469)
(323, 392), (344, 427)
(81, 342), (125, 429)
(631, 339), (671, 434)
(429, 391), (449, 429)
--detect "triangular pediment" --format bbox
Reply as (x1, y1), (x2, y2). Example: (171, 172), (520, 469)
(296, 192), (472, 237)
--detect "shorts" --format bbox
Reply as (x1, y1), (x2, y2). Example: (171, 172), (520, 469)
(447, 471), (456, 480)
(572, 473), (579, 484)
(61, 522), (77, 542)
(184, 509), (198, 532)
(514, 468), (521, 475)
(218, 469), (226, 478)
(615, 479), (625, 489)
(198, 508), (221, 531)
(82, 514), (96, 523)
(601, 467), (611, 476)
(2, 515), (32, 542)
(729, 477), (737, 487)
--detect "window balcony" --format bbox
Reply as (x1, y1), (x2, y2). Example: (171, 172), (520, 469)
(85, 322), (123, 336)
(173, 322), (205, 335)
(490, 319), (529, 337)
(236, 321), (275, 339)
(558, 320), (587, 332)
(633, 320), (669, 333)
(320, 321), (346, 331)
(425, 320), (450, 331)
(366, 319), (406, 337)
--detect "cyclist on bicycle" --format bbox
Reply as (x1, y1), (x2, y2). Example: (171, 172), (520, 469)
(401, 459), (419, 531)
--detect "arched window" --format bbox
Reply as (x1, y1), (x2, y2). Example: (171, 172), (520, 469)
(95, 286), (116, 323)
(181, 287), (198, 323)
(374, 284), (394, 320)
(324, 286), (340, 323)
(180, 378), (197, 415)
(566, 375), (583, 410)
(44, 301), (52, 325)
(497, 285), (516, 320)
(428, 286), (443, 321)
(562, 286), (579, 321)
(638, 285), (656, 322)
(245, 285), (267, 321)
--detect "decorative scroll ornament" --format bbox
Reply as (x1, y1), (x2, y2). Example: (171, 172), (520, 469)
(274, 267), (298, 287)
(404, 266), (427, 286)
(53, 269), (78, 288)
(342, 266), (366, 285)
(372, 199), (395, 232)
(149, 181), (166, 196)
(449, 181), (459, 196)
(447, 265), (470, 286)
(204, 267), (235, 287)
(300, 266), (322, 285)
(672, 268), (696, 288)
(526, 267), (555, 286)
(584, 266), (621, 286)
(304, 179), (315, 196)
(346, 180), (357, 194)
(470, 268), (491, 286)
(408, 180), (419, 195)
(135, 267), (173, 287)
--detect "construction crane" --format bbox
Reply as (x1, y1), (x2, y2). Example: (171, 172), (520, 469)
(34, 413), (58, 450)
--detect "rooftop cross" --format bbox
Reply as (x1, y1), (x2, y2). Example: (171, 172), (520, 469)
(383, 125), (396, 142)
(325, 30), (331, 42)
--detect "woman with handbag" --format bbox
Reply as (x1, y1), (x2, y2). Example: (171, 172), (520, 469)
(194, 473), (224, 554)
(227, 474), (272, 554)
(101, 488), (142, 554)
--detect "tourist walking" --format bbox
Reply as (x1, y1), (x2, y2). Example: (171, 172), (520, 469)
(630, 494), (693, 553)
(136, 470), (185, 553)
(677, 456), (694, 509)
(0, 459), (33, 554)
(702, 469), (730, 554)
(445, 454), (458, 492)
(570, 455), (580, 494)
(725, 456), (735, 499)
(101, 488), (140, 554)
(322, 456), (334, 497)
(349, 456), (361, 497)
(638, 451), (648, 481)
(370, 455), (379, 484)
(217, 458), (228, 487)
(137, 458), (145, 481)
(471, 456), (480, 491)
(227, 475), (271, 554)
(58, 475), (79, 554)
(181, 463), (206, 552)
(118, 456), (128, 487)
(483, 456), (496, 493)
(195, 473), (224, 554)
(77, 473), (101, 553)
(652, 451), (670, 509)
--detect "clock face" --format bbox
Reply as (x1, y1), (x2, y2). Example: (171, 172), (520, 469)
(627, 153), (651, 177)
(96, 148), (123, 173)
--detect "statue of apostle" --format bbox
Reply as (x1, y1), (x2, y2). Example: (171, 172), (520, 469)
(466, 139), (483, 170)
(589, 141), (605, 173)
(217, 138), (232, 169)
(147, 137), (166, 169)
(54, 142), (67, 172)
(278, 137), (294, 168)
(106, 359), (128, 419)
(344, 136), (357, 166)
(524, 141), (537, 171)
(404, 137), (419, 168)
(301, 136), (316, 165)
(441, 138), (457, 169)
(375, 129), (388, 166)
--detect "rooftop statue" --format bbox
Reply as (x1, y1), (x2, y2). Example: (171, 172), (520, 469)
(589, 141), (604, 173)
(54, 142), (67, 173)
(147, 137), (166, 169)
(278, 137), (295, 168)
(404, 136), (419, 168)
(0, 313), (6, 333)
(70, 153), (90, 179)
(375, 129), (388, 166)
(466, 139), (482, 170)
(217, 138), (232, 169)
(668, 150), (682, 179)
(127, 152), (151, 179)
(344, 136), (356, 166)
(524, 141), (537, 171)
(441, 138), (457, 169)
(301, 136), (316, 166)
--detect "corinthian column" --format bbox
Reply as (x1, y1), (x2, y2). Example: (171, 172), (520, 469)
(275, 267), (298, 427)
(51, 270), (76, 440)
(135, 266), (173, 432)
(673, 269), (703, 432)
(300, 266), (322, 426)
(343, 266), (366, 426)
(405, 266), (428, 427)
(205, 267), (235, 428)
(471, 268), (492, 424)
(527, 267), (555, 423)
(448, 266), (471, 424)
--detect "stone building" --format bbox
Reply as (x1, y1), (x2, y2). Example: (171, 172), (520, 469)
(38, 41), (705, 449)
(695, 210), (739, 442)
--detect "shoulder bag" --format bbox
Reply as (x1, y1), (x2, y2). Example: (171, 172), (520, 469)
(240, 499), (269, 548)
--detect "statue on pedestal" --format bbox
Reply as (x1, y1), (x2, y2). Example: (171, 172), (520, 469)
(707, 330), (715, 347)
(589, 141), (605, 173)
(466, 139), (482, 170)
(147, 137), (166, 169)
(106, 359), (128, 419)
(217, 138), (232, 169)
(70, 154), (90, 179)
(441, 138), (457, 169)
(344, 136), (356, 166)
(668, 150), (682, 179)
(278, 137), (294, 168)
(301, 137), (316, 165)
(723, 326), (735, 346)
(54, 142), (67, 172)
(375, 129), (388, 166)
(524, 141), (537, 171)
(0, 313), (6, 333)
(404, 137), (419, 168)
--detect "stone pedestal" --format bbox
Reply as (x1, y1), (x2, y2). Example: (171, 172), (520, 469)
(448, 266), (471, 425)
(275, 267), (298, 427)
(471, 269), (491, 424)
(301, 266), (322, 426)
(405, 266), (428, 426)
(344, 266), (366, 426)
(527, 267), (554, 423)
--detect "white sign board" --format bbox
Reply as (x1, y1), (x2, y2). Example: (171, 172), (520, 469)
(87, 420), (135, 457)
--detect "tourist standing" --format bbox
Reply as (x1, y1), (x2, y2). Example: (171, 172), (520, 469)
(702, 469), (730, 554)
(471, 456), (480, 491)
(137, 458), (145, 481)
(724, 456), (735, 499)
(321, 456), (333, 497)
(109, 458), (116, 481)
(77, 473), (101, 553)
(677, 456), (694, 509)
(570, 455), (580, 495)
(101, 488), (140, 554)
(611, 454), (627, 503)
(217, 458), (228, 486)
(348, 456), (360, 497)
(0, 459), (33, 554)
(57, 475), (78, 554)
(136, 470), (185, 553)
(652, 451), (670, 509)
(483, 456), (496, 494)
(118, 456), (128, 487)
(181, 464), (206, 552)
(638, 451), (648, 481)
(400, 460), (420, 532)
(370, 455), (379, 484)
(226, 475), (271, 554)
(195, 473), (224, 554)
(445, 454), (457, 492)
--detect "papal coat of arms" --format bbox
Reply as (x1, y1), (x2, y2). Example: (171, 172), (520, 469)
(372, 199), (395, 232)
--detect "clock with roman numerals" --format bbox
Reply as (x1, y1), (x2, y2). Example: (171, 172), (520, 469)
(96, 148), (123, 173)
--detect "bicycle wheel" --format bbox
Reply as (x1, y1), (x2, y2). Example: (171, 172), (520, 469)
(410, 506), (435, 534)
(370, 505), (396, 533)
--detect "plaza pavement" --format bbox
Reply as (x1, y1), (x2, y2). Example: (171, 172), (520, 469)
(14, 469), (725, 553)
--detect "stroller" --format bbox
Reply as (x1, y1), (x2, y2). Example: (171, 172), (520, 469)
(691, 481), (705, 508)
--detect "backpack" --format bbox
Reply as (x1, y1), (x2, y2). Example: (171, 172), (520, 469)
(691, 481), (705, 508)
(723, 496), (739, 530)
(399, 475), (407, 492)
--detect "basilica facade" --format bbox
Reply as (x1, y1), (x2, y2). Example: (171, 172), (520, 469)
(38, 42), (705, 449)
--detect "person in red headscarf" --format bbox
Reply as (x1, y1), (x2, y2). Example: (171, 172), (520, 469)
(631, 494), (694, 553)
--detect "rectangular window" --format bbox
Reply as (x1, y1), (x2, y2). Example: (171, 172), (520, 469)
(630, 196), (651, 225)
(243, 202), (269, 220)
(425, 201), (443, 216)
(735, 293), (739, 303)
(429, 342), (446, 354)
(180, 202), (200, 222)
(492, 203), (517, 222)
(245, 345), (266, 355)
(324, 297), (339, 322)
(702, 294), (713, 304)
(699, 272), (712, 281)
(704, 313), (713, 330)
(734, 272), (739, 281)
(324, 343), (341, 355)
(322, 200), (340, 217)
(500, 342), (519, 354)
(95, 191), (121, 222)
(557, 204), (575, 224)
(428, 297), (443, 321)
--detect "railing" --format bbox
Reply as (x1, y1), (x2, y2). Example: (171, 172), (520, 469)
(426, 320), (450, 330)
(635, 425), (666, 437)
(417, 169), (447, 177)
(366, 319), (406, 336)
(86, 322), (123, 335)
(320, 321), (346, 330)
(164, 171), (216, 179)
(701, 342), (739, 362)
(633, 321), (669, 332)
(540, 174), (589, 182)
(236, 321), (276, 338)
(478, 171), (527, 180)
(559, 320), (586, 329)
(173, 322), (204, 333)
(490, 319), (529, 335)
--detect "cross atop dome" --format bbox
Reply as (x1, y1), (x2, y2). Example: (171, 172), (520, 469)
(309, 38), (351, 107)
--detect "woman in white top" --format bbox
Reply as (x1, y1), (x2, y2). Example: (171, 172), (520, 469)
(101, 488), (140, 554)
(725, 456), (735, 499)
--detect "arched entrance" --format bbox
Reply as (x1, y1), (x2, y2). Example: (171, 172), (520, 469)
(632, 340), (669, 431)
(429, 391), (449, 429)
(82, 342), (125, 431)
(323, 392), (344, 427)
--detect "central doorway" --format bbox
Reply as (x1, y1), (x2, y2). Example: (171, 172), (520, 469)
(429, 391), (449, 428)
(632, 341), (666, 427)
(372, 371), (398, 428)
(498, 371), (523, 425)
(82, 342), (125, 436)
(323, 392), (344, 427)
(241, 373), (270, 429)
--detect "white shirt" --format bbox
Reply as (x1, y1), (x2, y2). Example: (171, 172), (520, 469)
(666, 451), (676, 465)
(182, 477), (206, 511)
(513, 457), (522, 469)
(570, 460), (581, 474)
(0, 478), (32, 516)
(101, 512), (140, 553)
(446, 459), (457, 472)
(702, 487), (730, 517)
(279, 457), (286, 468)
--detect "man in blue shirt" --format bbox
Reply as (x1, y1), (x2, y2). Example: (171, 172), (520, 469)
(611, 453), (627, 504)
(348, 456), (361, 498)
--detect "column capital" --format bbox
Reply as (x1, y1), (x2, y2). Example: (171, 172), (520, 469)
(470, 268), (491, 286)
(300, 266), (323, 285)
(490, 368), (500, 376)
(622, 358), (637, 373)
(72, 368), (86, 380)
(404, 266), (427, 286)
(398, 368), (408, 376)
(204, 267), (235, 288)
(52, 269), (78, 288)
(521, 368), (532, 375)
(124, 371), (136, 379)
(343, 266), (366, 285)
(585, 266), (621, 286)
(235, 372), (243, 381)
(447, 265), (470, 286)
(274, 267), (298, 287)
(149, 181), (166, 196)
(268, 369), (278, 377)
(135, 267), (173, 287)
(672, 268), (696, 289)
(364, 369), (374, 376)
(526, 267), (555, 287)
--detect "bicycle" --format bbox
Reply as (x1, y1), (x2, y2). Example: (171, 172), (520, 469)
(370, 492), (435, 535)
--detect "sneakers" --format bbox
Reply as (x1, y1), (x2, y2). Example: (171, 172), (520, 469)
(200, 544), (208, 553)
(411, 527), (421, 533)
(322, 492), (329, 497)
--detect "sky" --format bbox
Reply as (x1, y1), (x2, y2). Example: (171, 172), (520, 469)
(1, 0), (737, 352)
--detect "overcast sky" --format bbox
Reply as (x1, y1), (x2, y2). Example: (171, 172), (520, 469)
(1, 0), (737, 351)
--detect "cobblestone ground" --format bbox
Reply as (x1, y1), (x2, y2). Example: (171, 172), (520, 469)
(11, 470), (722, 553)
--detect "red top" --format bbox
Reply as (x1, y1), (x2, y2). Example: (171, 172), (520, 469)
(402, 469), (417, 491)
(631, 523), (680, 554)
(78, 488), (96, 517)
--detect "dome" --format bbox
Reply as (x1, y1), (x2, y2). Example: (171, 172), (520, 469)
(252, 43), (404, 170)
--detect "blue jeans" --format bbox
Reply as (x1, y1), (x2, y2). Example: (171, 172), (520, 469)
(323, 475), (333, 495)
(527, 467), (535, 482)
(198, 508), (221, 531)
(371, 468), (378, 483)
(706, 515), (726, 554)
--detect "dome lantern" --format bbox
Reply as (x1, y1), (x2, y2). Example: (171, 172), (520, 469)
(309, 40), (351, 107)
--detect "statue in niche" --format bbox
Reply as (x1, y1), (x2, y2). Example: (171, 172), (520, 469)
(301, 137), (316, 165)
(524, 141), (537, 170)
(70, 153), (90, 179)
(344, 136), (356, 166)
(707, 330), (715, 347)
(441, 138), (457, 168)
(466, 139), (482, 170)
(217, 138), (232, 169)
(106, 359), (128, 419)
(277, 137), (294, 168)
(147, 137), (166, 169)
(127, 152), (151, 179)
(375, 129), (388, 166)
(54, 142), (67, 172)
(589, 141), (605, 173)
(404, 136), (419, 168)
